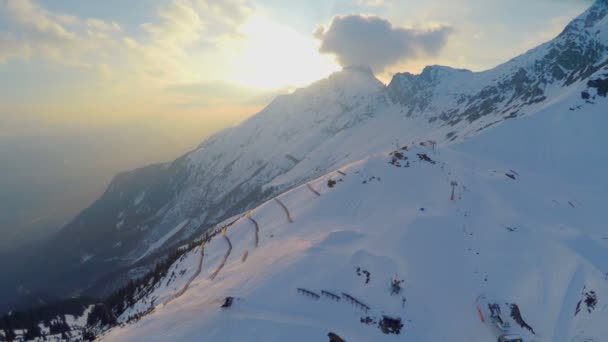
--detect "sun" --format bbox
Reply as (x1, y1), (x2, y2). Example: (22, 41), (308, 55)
(223, 15), (341, 90)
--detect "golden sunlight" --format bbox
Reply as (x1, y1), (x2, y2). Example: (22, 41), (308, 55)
(224, 16), (341, 90)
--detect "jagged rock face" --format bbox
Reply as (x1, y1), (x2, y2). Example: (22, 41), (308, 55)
(387, 66), (473, 118)
(546, 1), (608, 85)
(387, 0), (608, 128)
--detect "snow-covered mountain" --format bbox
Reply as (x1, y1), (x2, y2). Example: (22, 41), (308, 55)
(96, 93), (607, 341)
(8, 0), (608, 329)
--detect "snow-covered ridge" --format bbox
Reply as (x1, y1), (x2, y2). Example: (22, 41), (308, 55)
(389, 0), (608, 131)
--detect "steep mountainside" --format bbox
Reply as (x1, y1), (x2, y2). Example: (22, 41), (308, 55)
(7, 0), (608, 315)
(388, 0), (608, 136)
(97, 93), (607, 341)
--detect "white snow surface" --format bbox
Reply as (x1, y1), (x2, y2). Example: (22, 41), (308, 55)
(135, 219), (191, 262)
(133, 191), (146, 206)
(66, 305), (94, 328)
(100, 93), (608, 341)
(119, 244), (204, 322)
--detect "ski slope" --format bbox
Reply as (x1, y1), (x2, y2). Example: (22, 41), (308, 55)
(99, 96), (608, 342)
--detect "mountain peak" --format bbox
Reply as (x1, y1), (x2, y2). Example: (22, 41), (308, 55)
(389, 65), (471, 85)
(420, 65), (471, 79)
(559, 0), (608, 36)
(307, 65), (384, 96)
(342, 65), (375, 77)
(387, 65), (471, 103)
(595, 0), (608, 7)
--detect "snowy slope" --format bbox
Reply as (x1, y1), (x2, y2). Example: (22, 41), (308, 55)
(135, 219), (191, 263)
(98, 85), (608, 341)
(16, 0), (608, 326)
(112, 0), (608, 266)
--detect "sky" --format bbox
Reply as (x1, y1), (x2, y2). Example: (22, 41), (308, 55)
(0, 0), (592, 146)
(0, 0), (593, 248)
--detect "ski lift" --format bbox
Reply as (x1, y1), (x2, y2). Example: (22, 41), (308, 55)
(391, 279), (402, 295)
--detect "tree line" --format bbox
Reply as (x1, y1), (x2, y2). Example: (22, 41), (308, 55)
(0, 237), (207, 341)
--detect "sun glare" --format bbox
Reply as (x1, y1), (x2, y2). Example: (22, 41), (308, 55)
(224, 16), (341, 90)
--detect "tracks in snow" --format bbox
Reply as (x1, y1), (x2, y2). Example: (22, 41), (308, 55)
(210, 234), (233, 281)
(163, 241), (205, 305)
(247, 214), (260, 248)
(162, 182), (307, 305)
(552, 265), (585, 342)
(209, 195), (296, 280)
(274, 198), (294, 223)
(306, 183), (321, 196)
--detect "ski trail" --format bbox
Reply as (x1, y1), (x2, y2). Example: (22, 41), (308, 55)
(231, 303), (325, 329)
(274, 198), (293, 223)
(565, 235), (608, 275)
(552, 265), (585, 342)
(475, 294), (486, 323)
(306, 183), (321, 196)
(163, 242), (205, 305)
(247, 215), (260, 248)
(210, 235), (233, 281)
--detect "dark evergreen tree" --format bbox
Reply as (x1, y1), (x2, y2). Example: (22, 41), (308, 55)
(82, 329), (96, 341)
(2, 328), (15, 341)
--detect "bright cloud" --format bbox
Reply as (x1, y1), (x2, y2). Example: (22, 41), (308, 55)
(0, 0), (124, 69)
(222, 15), (340, 89)
(356, 0), (387, 7)
(315, 14), (453, 73)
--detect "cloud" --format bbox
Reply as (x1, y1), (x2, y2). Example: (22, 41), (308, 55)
(140, 1), (203, 49)
(0, 32), (31, 63)
(122, 0), (254, 84)
(138, 0), (253, 49)
(356, 0), (387, 7)
(85, 18), (122, 32)
(4, 0), (77, 41)
(314, 14), (453, 72)
(0, 0), (124, 68)
(193, 0), (253, 37)
(0, 0), (255, 86)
